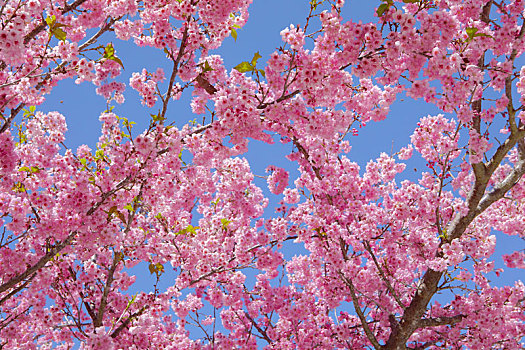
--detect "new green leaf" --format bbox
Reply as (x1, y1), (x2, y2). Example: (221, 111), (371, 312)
(148, 263), (164, 276)
(221, 218), (231, 230)
(376, 3), (389, 17)
(466, 27), (478, 40)
(250, 52), (262, 67)
(103, 43), (124, 69)
(234, 61), (254, 73)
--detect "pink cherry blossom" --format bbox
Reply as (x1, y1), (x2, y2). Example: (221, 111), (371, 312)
(0, 0), (524, 349)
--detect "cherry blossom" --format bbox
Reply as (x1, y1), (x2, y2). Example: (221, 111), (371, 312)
(1, 0), (525, 349)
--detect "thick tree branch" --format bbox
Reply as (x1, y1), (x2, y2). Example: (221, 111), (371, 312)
(110, 306), (147, 338)
(363, 241), (405, 310)
(0, 274), (34, 306)
(0, 175), (132, 296)
(0, 233), (76, 295)
(476, 144), (525, 214)
(0, 0), (89, 71)
(244, 311), (273, 344)
(339, 271), (382, 350)
(417, 315), (464, 328)
(94, 252), (123, 328)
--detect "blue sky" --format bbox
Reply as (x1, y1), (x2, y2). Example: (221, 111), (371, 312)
(38, 0), (524, 330)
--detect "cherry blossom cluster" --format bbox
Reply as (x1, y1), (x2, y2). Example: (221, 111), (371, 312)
(129, 68), (165, 107)
(1, 0), (525, 349)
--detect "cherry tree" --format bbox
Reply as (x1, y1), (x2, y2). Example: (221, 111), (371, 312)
(1, 0), (525, 348)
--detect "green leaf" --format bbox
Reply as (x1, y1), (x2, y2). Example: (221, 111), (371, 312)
(124, 204), (133, 211)
(104, 43), (115, 59)
(127, 295), (136, 308)
(250, 52), (262, 67)
(22, 105), (36, 117)
(148, 263), (165, 275)
(18, 166), (39, 173)
(46, 15), (68, 41)
(221, 218), (231, 230)
(80, 158), (87, 166)
(309, 0), (318, 10)
(95, 149), (104, 160)
(474, 32), (493, 39)
(109, 56), (124, 69)
(176, 224), (199, 236)
(466, 27), (478, 40)
(231, 28), (238, 41)
(150, 113), (165, 122)
(234, 61), (254, 73)
(258, 69), (266, 78)
(438, 228), (448, 240)
(202, 60), (214, 73)
(187, 225), (199, 235)
(103, 43), (124, 68)
(12, 182), (26, 192)
(45, 15), (56, 27)
(376, 3), (389, 17)
(51, 27), (67, 41)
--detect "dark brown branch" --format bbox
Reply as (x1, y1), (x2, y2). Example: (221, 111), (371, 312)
(339, 271), (381, 350)
(363, 241), (405, 310)
(244, 311), (273, 344)
(476, 144), (525, 215)
(257, 90), (300, 109)
(417, 315), (464, 328)
(0, 0), (89, 71)
(292, 136), (323, 180)
(505, 20), (525, 131)
(159, 20), (191, 120)
(110, 306), (147, 338)
(0, 175), (132, 296)
(94, 252), (123, 327)
(0, 274), (34, 305)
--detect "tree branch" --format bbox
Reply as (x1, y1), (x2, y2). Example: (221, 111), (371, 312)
(417, 315), (464, 328)
(110, 306), (147, 338)
(0, 175), (132, 296)
(159, 19), (191, 120)
(363, 241), (405, 310)
(0, 0), (89, 71)
(244, 311), (273, 344)
(338, 271), (382, 350)
(94, 252), (123, 328)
